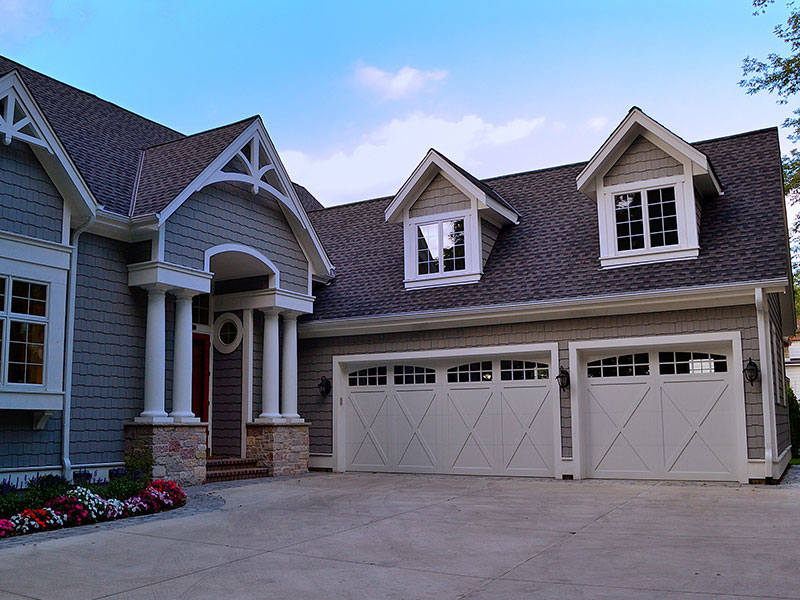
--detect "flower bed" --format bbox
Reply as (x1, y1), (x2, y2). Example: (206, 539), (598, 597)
(0, 455), (187, 539)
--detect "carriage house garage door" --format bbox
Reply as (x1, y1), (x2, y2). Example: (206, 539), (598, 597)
(342, 349), (558, 477)
(579, 339), (745, 482)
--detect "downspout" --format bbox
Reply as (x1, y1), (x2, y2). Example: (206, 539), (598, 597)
(61, 213), (95, 480)
(755, 287), (776, 480)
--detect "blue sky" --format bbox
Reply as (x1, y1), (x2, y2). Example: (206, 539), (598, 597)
(1, 0), (797, 208)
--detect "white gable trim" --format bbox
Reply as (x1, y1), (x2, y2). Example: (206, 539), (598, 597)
(155, 118), (334, 278)
(576, 107), (722, 200)
(203, 242), (281, 290)
(0, 71), (97, 217)
(385, 149), (518, 225)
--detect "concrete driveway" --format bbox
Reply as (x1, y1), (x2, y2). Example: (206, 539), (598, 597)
(1, 472), (799, 600)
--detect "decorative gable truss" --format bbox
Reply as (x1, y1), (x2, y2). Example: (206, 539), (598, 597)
(385, 149), (518, 289)
(156, 118), (334, 280)
(576, 107), (722, 269)
(0, 71), (97, 220)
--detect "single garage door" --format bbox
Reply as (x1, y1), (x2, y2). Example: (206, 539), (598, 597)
(344, 357), (555, 477)
(583, 346), (739, 481)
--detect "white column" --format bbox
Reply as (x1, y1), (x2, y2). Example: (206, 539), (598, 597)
(136, 288), (171, 422)
(280, 313), (302, 422)
(256, 310), (283, 422)
(170, 292), (199, 423)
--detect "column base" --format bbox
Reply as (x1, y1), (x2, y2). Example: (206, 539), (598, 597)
(254, 414), (286, 424)
(134, 414), (173, 424)
(246, 422), (309, 477)
(170, 414), (201, 424)
(124, 422), (208, 487)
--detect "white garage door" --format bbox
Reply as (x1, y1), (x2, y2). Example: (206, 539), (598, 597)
(583, 347), (739, 481)
(344, 358), (555, 477)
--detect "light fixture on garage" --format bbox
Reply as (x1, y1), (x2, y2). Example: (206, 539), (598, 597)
(743, 358), (759, 386)
(318, 376), (332, 398)
(556, 367), (570, 390)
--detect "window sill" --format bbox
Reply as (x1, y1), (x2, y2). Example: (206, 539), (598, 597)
(0, 390), (64, 411)
(600, 247), (699, 269)
(404, 271), (482, 290)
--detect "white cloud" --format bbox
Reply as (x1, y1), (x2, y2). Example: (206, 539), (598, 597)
(586, 116), (609, 132)
(281, 112), (546, 206)
(353, 62), (447, 100)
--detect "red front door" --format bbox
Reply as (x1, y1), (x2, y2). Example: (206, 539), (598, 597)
(192, 333), (210, 423)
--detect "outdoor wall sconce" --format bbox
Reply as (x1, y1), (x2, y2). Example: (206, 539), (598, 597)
(556, 367), (570, 390)
(743, 358), (759, 386)
(318, 376), (332, 397)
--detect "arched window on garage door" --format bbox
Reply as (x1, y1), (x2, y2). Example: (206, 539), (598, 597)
(499, 360), (549, 380)
(348, 366), (387, 387)
(393, 365), (436, 385)
(447, 361), (493, 383)
(587, 353), (650, 378)
(658, 351), (727, 375)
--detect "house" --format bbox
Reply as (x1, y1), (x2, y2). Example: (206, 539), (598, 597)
(785, 333), (800, 393)
(0, 55), (793, 486)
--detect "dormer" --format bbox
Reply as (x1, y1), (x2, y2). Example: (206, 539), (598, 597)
(385, 149), (519, 290)
(577, 107), (721, 268)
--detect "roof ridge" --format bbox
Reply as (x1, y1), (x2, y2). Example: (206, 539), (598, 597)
(0, 54), (184, 140)
(142, 115), (259, 152)
(128, 150), (146, 218)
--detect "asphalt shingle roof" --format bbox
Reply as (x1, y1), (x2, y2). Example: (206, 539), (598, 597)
(307, 128), (789, 322)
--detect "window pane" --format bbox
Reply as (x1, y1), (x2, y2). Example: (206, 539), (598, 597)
(10, 281), (47, 317)
(0, 277), (5, 311)
(647, 187), (679, 248)
(7, 321), (45, 384)
(615, 192), (645, 252)
(417, 224), (440, 275)
(443, 219), (466, 272)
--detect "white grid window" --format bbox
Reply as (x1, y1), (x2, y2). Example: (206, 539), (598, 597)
(614, 185), (679, 253)
(349, 366), (387, 387)
(500, 360), (549, 381)
(394, 365), (436, 385)
(447, 361), (493, 383)
(417, 218), (466, 276)
(1, 275), (48, 385)
(587, 353), (650, 378)
(658, 351), (727, 375)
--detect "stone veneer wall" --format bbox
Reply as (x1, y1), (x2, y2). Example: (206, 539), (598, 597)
(298, 304), (764, 458)
(246, 423), (309, 476)
(124, 423), (207, 487)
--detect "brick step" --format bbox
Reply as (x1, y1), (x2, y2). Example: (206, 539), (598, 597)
(206, 457), (258, 469)
(204, 467), (271, 483)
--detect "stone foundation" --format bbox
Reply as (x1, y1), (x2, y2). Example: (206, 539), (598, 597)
(124, 422), (208, 487)
(246, 422), (309, 476)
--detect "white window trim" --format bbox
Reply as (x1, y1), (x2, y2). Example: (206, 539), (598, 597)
(0, 232), (69, 411)
(212, 312), (243, 354)
(403, 207), (482, 289)
(597, 173), (700, 269)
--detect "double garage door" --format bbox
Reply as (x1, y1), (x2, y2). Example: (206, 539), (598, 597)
(344, 356), (557, 477)
(342, 341), (742, 481)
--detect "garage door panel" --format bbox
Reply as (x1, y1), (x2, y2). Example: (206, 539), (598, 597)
(501, 385), (553, 474)
(447, 387), (496, 473)
(393, 389), (438, 471)
(347, 391), (390, 469)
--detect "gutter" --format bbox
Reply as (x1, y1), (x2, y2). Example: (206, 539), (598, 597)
(61, 214), (95, 480)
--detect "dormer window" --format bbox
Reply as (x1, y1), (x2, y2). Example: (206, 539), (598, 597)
(614, 185), (678, 252)
(385, 150), (519, 290)
(576, 108), (722, 269)
(417, 218), (466, 275)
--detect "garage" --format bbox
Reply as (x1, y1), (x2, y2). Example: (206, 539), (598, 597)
(342, 353), (557, 477)
(580, 342), (744, 481)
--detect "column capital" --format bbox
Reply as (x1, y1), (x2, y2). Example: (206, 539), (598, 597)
(259, 308), (281, 317)
(171, 289), (199, 300)
(142, 284), (169, 295)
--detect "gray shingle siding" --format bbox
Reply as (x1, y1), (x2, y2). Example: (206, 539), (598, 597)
(70, 234), (147, 465)
(163, 181), (309, 295)
(0, 139), (63, 243)
(768, 293), (791, 455)
(408, 173), (471, 218)
(481, 219), (501, 269)
(603, 135), (684, 186)
(298, 305), (763, 457)
(211, 311), (242, 456)
(0, 411), (62, 469)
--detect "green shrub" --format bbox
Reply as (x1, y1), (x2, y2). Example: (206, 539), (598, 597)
(102, 475), (148, 501)
(124, 450), (154, 481)
(0, 480), (22, 519)
(22, 474), (71, 509)
(789, 385), (800, 459)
